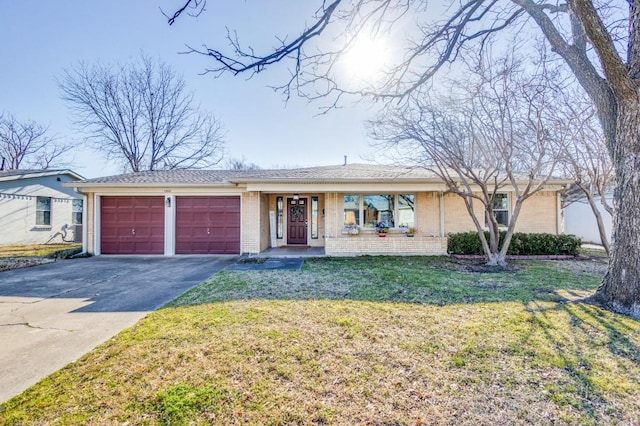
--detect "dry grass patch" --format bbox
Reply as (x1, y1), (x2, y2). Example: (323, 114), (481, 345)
(1, 257), (638, 425)
(0, 243), (80, 258)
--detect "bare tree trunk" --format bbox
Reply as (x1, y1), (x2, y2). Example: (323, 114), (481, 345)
(583, 191), (611, 255)
(592, 102), (640, 316)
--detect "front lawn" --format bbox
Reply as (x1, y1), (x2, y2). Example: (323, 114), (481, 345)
(2, 257), (639, 425)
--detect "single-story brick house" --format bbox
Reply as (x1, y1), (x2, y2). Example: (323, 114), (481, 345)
(0, 169), (84, 245)
(67, 163), (568, 256)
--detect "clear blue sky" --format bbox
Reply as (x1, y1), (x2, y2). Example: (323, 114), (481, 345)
(0, 1), (378, 178)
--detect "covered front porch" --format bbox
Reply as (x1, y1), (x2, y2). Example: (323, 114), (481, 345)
(241, 190), (448, 257)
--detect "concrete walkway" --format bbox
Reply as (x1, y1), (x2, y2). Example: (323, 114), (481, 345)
(0, 255), (237, 403)
(258, 246), (325, 258)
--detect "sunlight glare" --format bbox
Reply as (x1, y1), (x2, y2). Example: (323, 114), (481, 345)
(342, 32), (389, 84)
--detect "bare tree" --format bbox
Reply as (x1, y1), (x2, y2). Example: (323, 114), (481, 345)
(59, 55), (225, 172)
(168, 0), (640, 317)
(372, 55), (564, 266)
(0, 113), (69, 170)
(225, 156), (261, 170)
(556, 91), (614, 254)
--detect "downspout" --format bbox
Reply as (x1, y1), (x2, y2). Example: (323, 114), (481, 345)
(83, 193), (88, 253)
(73, 187), (88, 254)
(94, 193), (100, 255)
(557, 190), (564, 235)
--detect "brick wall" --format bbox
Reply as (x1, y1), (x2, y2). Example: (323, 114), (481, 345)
(326, 234), (447, 256)
(241, 191), (262, 254)
(324, 192), (342, 239)
(416, 192), (441, 236)
(442, 191), (559, 234)
(515, 191), (558, 234)
(443, 193), (481, 233)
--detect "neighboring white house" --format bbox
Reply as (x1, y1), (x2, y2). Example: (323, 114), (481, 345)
(564, 194), (613, 245)
(0, 169), (84, 246)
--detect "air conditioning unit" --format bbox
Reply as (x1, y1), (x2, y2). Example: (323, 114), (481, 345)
(73, 225), (83, 243)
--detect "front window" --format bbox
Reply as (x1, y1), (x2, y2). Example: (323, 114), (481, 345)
(343, 194), (360, 226)
(72, 200), (83, 225)
(397, 194), (415, 228)
(363, 194), (395, 228)
(489, 193), (509, 226)
(36, 196), (51, 226)
(343, 194), (415, 229)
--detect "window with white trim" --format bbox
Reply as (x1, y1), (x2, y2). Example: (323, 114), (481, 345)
(36, 196), (51, 226)
(343, 194), (415, 229)
(343, 194), (360, 226)
(488, 193), (509, 226)
(72, 199), (83, 225)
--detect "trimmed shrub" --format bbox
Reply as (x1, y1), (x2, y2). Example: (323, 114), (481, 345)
(448, 231), (581, 256)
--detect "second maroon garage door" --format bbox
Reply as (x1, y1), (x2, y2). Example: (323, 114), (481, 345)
(175, 196), (241, 254)
(101, 196), (165, 255)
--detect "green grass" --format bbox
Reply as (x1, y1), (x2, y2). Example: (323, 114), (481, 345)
(2, 256), (639, 425)
(172, 256), (602, 306)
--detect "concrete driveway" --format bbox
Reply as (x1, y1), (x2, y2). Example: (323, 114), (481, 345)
(0, 255), (237, 403)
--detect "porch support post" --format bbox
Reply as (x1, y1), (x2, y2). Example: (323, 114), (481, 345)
(439, 192), (445, 237)
(241, 191), (262, 254)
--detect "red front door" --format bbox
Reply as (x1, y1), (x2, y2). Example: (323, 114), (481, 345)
(287, 197), (307, 245)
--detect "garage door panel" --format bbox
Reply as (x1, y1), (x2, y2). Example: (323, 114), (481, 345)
(100, 196), (165, 255)
(175, 196), (241, 254)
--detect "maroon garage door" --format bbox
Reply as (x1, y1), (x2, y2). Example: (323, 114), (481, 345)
(100, 196), (165, 254)
(175, 196), (240, 254)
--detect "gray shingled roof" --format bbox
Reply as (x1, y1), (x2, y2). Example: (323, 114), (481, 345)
(229, 164), (440, 182)
(72, 163), (569, 187)
(76, 164), (440, 186)
(0, 169), (83, 181)
(79, 169), (242, 185)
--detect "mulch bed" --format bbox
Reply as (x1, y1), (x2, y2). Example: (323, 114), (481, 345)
(450, 254), (585, 260)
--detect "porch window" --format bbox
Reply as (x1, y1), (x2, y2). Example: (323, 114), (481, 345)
(488, 193), (509, 226)
(276, 196), (284, 239)
(311, 196), (319, 239)
(343, 194), (415, 229)
(36, 196), (51, 226)
(343, 194), (360, 226)
(398, 194), (415, 228)
(363, 194), (395, 228)
(72, 199), (83, 225)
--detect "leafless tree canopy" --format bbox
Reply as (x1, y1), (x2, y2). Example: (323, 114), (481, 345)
(167, 1), (624, 114)
(0, 113), (69, 170)
(59, 55), (225, 172)
(371, 54), (565, 265)
(225, 156), (262, 171)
